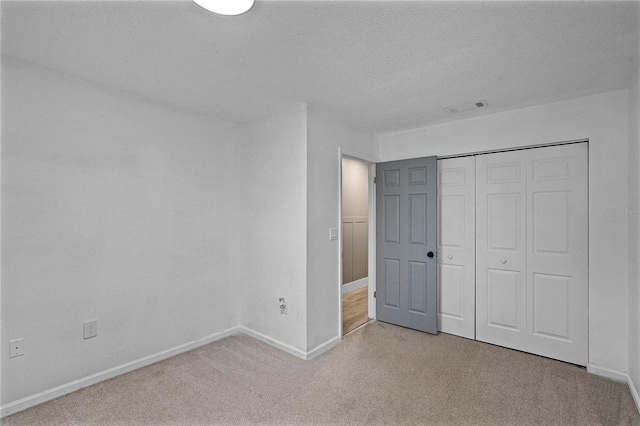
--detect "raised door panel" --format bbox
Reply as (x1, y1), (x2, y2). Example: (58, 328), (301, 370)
(383, 259), (400, 309)
(532, 192), (571, 255)
(487, 269), (522, 331)
(526, 144), (588, 365)
(409, 261), (428, 314)
(438, 264), (464, 319)
(438, 157), (475, 339)
(476, 151), (527, 351)
(384, 194), (400, 243)
(440, 196), (464, 248)
(487, 193), (522, 252)
(531, 273), (571, 341)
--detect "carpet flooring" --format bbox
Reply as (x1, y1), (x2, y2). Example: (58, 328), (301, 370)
(3, 321), (639, 425)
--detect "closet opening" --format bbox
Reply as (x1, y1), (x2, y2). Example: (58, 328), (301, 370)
(438, 140), (589, 366)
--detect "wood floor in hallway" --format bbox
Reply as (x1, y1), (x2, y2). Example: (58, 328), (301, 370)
(342, 286), (369, 335)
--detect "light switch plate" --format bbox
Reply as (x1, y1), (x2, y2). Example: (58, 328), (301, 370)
(83, 320), (98, 339)
(329, 228), (338, 240)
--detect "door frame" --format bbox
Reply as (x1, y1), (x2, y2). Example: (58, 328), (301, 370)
(338, 147), (378, 337)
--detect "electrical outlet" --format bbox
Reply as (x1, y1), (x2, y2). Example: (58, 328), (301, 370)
(83, 320), (98, 339)
(9, 338), (24, 358)
(279, 298), (287, 314)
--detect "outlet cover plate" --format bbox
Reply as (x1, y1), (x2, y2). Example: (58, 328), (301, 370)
(279, 298), (288, 314)
(9, 338), (24, 358)
(83, 320), (98, 339)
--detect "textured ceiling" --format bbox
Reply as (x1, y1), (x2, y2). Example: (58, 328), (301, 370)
(2, 0), (639, 134)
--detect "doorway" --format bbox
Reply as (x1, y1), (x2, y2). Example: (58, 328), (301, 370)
(341, 155), (373, 335)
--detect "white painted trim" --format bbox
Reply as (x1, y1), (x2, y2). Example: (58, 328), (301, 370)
(341, 147), (378, 164)
(1, 326), (346, 418)
(368, 162), (376, 320)
(238, 326), (340, 361)
(338, 149), (345, 337)
(238, 326), (307, 360)
(343, 215), (368, 223)
(436, 139), (588, 160)
(587, 364), (628, 383)
(306, 335), (342, 360)
(629, 375), (640, 415)
(587, 366), (640, 414)
(0, 326), (242, 418)
(7, 327), (634, 418)
(338, 148), (377, 335)
(342, 277), (368, 293)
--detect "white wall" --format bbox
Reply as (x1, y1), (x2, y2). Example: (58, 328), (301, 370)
(628, 67), (640, 402)
(239, 105), (377, 354)
(1, 57), (242, 405)
(379, 90), (630, 375)
(306, 106), (376, 351)
(240, 106), (309, 352)
(342, 157), (369, 218)
(4, 52), (634, 418)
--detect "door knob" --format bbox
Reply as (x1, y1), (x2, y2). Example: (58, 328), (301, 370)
(448, 255), (453, 260)
(427, 251), (435, 258)
(500, 259), (507, 264)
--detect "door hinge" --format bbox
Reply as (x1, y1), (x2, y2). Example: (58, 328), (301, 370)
(374, 176), (377, 184)
(373, 291), (376, 298)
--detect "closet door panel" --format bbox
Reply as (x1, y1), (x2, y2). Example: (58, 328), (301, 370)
(526, 144), (588, 365)
(437, 157), (475, 339)
(476, 151), (527, 351)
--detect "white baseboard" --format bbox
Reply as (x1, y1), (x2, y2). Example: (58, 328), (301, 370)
(306, 335), (341, 360)
(629, 375), (640, 415)
(1, 326), (345, 418)
(239, 326), (341, 361)
(587, 364), (640, 415)
(4, 332), (635, 418)
(237, 326), (308, 359)
(341, 277), (368, 294)
(587, 364), (628, 382)
(0, 326), (241, 418)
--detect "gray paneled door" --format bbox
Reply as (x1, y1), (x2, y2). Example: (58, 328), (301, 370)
(376, 156), (438, 334)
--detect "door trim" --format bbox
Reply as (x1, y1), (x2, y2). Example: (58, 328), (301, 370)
(437, 139), (588, 160)
(338, 147), (378, 337)
(342, 277), (368, 294)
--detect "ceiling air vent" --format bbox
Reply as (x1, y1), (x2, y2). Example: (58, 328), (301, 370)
(444, 100), (488, 114)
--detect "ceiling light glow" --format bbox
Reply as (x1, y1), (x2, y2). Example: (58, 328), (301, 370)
(193, 0), (256, 16)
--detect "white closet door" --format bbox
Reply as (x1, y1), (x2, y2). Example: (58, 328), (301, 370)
(525, 144), (588, 365)
(437, 157), (476, 339)
(476, 151), (527, 352)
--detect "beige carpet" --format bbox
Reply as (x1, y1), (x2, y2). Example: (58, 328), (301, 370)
(3, 321), (639, 425)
